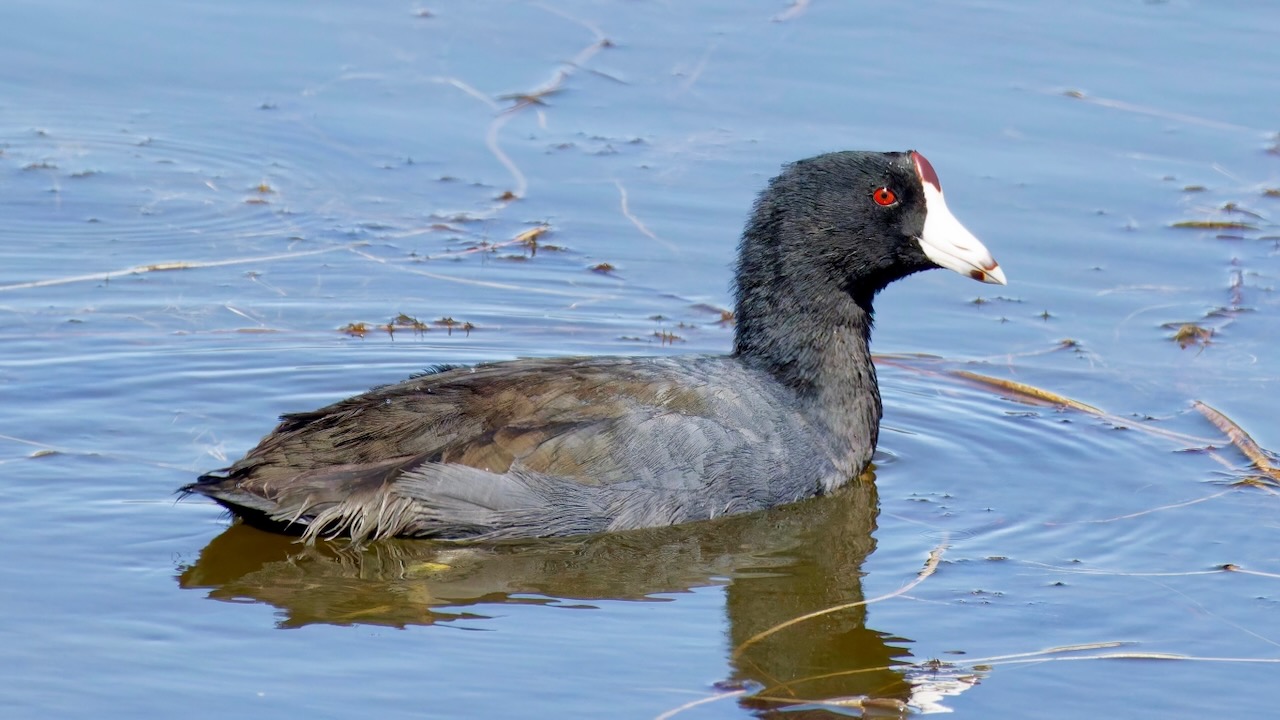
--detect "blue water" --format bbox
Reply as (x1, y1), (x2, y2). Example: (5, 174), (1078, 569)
(2, 1), (1279, 717)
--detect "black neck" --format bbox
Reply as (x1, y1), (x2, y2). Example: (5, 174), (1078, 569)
(732, 217), (883, 455)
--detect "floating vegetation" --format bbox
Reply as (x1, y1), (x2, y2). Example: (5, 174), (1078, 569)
(653, 330), (683, 345)
(513, 225), (555, 256)
(245, 182), (274, 204)
(950, 370), (1102, 414)
(1220, 202), (1265, 219)
(1166, 322), (1214, 349)
(1170, 220), (1257, 231)
(339, 315), (474, 339)
(378, 313), (429, 338)
(944, 364), (1278, 488)
(433, 317), (475, 336)
(497, 89), (562, 106)
(416, 224), (561, 261)
(0, 244), (358, 293)
(1193, 402), (1280, 485)
(339, 322), (369, 338)
(685, 304), (734, 326)
(1182, 185), (1207, 193)
(513, 225), (549, 245)
(590, 262), (616, 274)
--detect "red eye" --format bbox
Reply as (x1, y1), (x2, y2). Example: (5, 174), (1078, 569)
(872, 187), (898, 206)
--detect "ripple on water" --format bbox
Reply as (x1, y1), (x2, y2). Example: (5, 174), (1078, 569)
(0, 104), (493, 275)
(874, 359), (1227, 558)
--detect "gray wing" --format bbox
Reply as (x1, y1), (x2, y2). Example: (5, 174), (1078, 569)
(189, 357), (841, 541)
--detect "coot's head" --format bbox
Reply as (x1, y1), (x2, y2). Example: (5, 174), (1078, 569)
(733, 150), (1004, 365)
(738, 149), (1003, 305)
(735, 149), (1003, 328)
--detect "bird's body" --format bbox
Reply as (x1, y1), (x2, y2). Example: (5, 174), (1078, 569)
(196, 355), (874, 540)
(185, 150), (1005, 542)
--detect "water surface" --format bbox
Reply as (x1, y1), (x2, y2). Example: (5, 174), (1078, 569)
(2, 1), (1278, 717)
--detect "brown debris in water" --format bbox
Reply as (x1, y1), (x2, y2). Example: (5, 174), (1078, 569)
(513, 225), (549, 245)
(513, 225), (552, 256)
(923, 357), (1277, 490)
(1169, 323), (1213, 349)
(432, 317), (475, 336)
(340, 314), (474, 339)
(687, 303), (735, 326)
(1193, 401), (1280, 485)
(339, 322), (369, 338)
(378, 313), (429, 338)
(1170, 220), (1257, 231)
(950, 370), (1103, 414)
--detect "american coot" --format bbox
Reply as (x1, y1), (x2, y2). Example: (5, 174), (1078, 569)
(184, 150), (1005, 542)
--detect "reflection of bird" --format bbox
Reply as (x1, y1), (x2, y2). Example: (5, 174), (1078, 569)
(178, 479), (877, 624)
(185, 474), (916, 702)
(180, 478), (916, 708)
(184, 151), (1004, 541)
